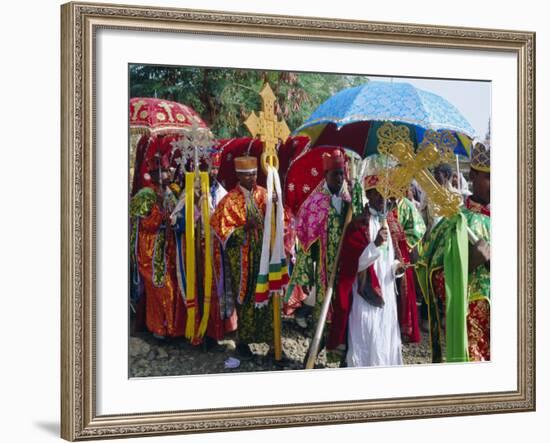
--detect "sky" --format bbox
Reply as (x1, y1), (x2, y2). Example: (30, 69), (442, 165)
(367, 75), (491, 140)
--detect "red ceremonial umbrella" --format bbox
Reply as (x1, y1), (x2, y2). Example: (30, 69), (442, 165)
(277, 135), (310, 185)
(129, 98), (215, 194)
(129, 97), (209, 136)
(284, 146), (360, 215)
(215, 136), (310, 192)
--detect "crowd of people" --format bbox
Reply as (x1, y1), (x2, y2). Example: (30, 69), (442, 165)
(130, 139), (491, 369)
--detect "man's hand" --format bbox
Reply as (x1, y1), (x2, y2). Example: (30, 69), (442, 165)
(394, 261), (407, 276)
(469, 239), (490, 272)
(374, 227), (388, 247)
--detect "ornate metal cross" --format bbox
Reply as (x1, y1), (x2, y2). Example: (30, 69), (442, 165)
(377, 122), (462, 218)
(244, 83), (290, 172)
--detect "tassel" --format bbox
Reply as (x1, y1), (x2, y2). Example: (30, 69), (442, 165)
(184, 172), (196, 340)
(198, 172), (213, 337)
(254, 166), (274, 305)
(268, 166), (289, 290)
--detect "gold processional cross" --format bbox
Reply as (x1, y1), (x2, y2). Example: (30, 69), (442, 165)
(376, 122), (462, 218)
(243, 83), (290, 361)
(244, 83), (290, 172)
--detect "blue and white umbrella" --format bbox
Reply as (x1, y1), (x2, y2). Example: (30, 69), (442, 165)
(295, 81), (476, 158)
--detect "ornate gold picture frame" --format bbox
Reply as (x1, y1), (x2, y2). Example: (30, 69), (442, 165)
(61, 1), (535, 440)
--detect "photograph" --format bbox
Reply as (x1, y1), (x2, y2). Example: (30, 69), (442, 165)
(3, 0), (545, 440)
(59, 2), (535, 439)
(127, 65), (492, 377)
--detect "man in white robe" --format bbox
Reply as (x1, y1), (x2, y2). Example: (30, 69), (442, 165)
(331, 179), (405, 368)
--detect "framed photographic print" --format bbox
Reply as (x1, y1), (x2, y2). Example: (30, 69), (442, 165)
(61, 1), (535, 440)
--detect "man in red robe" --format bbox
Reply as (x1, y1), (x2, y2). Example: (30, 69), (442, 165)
(130, 152), (187, 339)
(390, 197), (425, 343)
(169, 151), (237, 348)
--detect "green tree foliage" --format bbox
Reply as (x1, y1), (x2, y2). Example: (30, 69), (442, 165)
(130, 64), (367, 138)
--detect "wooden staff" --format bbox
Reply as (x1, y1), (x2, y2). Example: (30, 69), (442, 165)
(265, 155), (283, 362)
(255, 149), (283, 362)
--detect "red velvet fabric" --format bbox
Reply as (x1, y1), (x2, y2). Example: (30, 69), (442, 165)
(327, 217), (382, 350)
(284, 146), (347, 215)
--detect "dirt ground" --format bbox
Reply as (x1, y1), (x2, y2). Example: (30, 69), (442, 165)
(129, 315), (432, 377)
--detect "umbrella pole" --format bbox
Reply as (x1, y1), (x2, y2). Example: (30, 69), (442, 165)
(455, 154), (479, 243)
(455, 154), (462, 194)
(305, 203), (353, 369)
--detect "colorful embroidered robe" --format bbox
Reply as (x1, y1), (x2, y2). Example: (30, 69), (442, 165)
(282, 206), (307, 316)
(286, 181), (351, 323)
(210, 185), (272, 345)
(397, 198), (427, 252)
(417, 198), (490, 362)
(130, 187), (186, 337)
(171, 180), (237, 344)
(392, 198), (426, 343)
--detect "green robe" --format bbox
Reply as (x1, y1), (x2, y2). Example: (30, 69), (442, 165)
(397, 198), (426, 251)
(416, 207), (490, 362)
